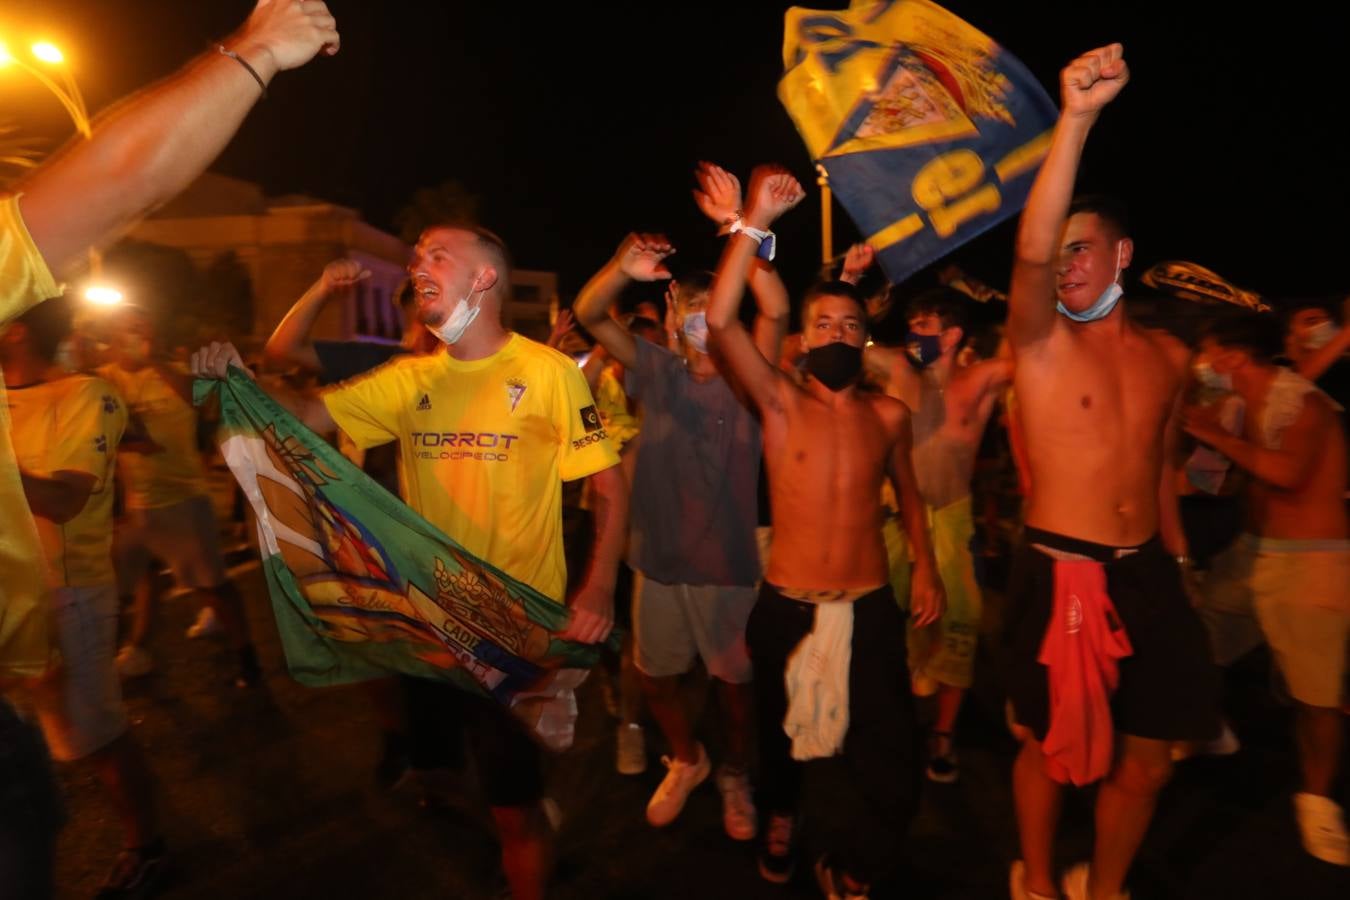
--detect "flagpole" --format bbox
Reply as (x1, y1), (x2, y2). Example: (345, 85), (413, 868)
(816, 164), (832, 265)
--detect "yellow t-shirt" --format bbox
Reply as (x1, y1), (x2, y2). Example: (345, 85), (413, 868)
(98, 363), (206, 510)
(0, 194), (61, 679)
(8, 376), (127, 587)
(595, 366), (640, 453)
(323, 334), (620, 602)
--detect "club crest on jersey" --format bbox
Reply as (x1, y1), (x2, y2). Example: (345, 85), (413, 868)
(506, 379), (527, 413)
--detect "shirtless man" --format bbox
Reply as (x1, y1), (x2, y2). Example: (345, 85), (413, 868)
(867, 289), (1012, 783)
(1003, 45), (1218, 900)
(1187, 316), (1349, 866)
(706, 166), (944, 898)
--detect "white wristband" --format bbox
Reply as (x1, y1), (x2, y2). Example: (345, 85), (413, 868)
(728, 220), (776, 261)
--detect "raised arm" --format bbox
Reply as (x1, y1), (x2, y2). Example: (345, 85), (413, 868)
(705, 166), (804, 414)
(574, 234), (674, 371)
(545, 309), (577, 351)
(264, 259), (372, 372)
(838, 243), (875, 286)
(971, 356), (1015, 396)
(693, 162), (789, 361)
(748, 261), (791, 362)
(17, 0), (340, 276)
(1295, 297), (1350, 383)
(1007, 44), (1128, 349)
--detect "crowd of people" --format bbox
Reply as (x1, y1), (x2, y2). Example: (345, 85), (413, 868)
(0, 6), (1345, 900)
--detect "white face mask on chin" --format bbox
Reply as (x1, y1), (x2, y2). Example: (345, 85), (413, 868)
(1304, 319), (1340, 350)
(430, 286), (485, 345)
(1057, 242), (1125, 323)
(1192, 359), (1233, 391)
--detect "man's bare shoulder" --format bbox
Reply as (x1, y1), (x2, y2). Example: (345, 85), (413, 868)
(865, 389), (910, 426)
(1302, 389), (1341, 427)
(953, 356), (1013, 391)
(1139, 325), (1191, 372)
(1140, 325), (1188, 356)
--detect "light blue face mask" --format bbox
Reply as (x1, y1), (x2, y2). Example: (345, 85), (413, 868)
(1305, 319), (1341, 350)
(682, 311), (709, 354)
(1192, 360), (1233, 392)
(1057, 242), (1124, 323)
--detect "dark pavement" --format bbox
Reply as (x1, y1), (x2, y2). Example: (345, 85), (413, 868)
(53, 565), (1349, 899)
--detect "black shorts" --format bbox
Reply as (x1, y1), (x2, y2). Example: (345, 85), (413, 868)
(402, 677), (543, 808)
(1005, 527), (1220, 743)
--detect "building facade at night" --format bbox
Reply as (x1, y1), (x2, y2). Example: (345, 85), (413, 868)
(124, 173), (557, 345)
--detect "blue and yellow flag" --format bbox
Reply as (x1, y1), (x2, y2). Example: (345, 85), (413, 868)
(195, 370), (608, 750)
(780, 0), (1058, 283)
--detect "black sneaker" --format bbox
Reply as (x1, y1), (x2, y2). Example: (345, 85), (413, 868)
(95, 837), (168, 899)
(757, 812), (797, 884)
(925, 731), (959, 784)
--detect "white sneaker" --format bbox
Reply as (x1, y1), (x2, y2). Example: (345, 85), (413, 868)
(115, 644), (154, 679)
(715, 765), (757, 841)
(1293, 792), (1350, 866)
(1061, 863), (1129, 900)
(1009, 860), (1058, 900)
(616, 723), (647, 775)
(645, 742), (710, 827)
(186, 606), (224, 639)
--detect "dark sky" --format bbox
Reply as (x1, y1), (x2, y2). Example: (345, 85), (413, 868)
(5, 1), (1346, 304)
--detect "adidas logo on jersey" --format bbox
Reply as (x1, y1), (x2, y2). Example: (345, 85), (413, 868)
(417, 394), (432, 411)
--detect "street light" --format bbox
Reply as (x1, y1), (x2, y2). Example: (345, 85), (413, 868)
(0, 39), (91, 138)
(1, 37), (99, 275)
(30, 42), (63, 65)
(83, 285), (123, 306)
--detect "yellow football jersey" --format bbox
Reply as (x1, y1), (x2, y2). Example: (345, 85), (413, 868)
(98, 363), (206, 509)
(323, 334), (619, 602)
(0, 194), (61, 678)
(9, 376), (127, 586)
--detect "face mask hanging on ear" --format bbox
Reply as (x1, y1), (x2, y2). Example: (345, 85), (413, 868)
(1058, 242), (1124, 323)
(431, 283), (485, 345)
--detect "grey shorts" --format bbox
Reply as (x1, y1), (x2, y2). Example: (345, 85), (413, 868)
(115, 494), (227, 594)
(32, 584), (128, 761)
(632, 572), (755, 683)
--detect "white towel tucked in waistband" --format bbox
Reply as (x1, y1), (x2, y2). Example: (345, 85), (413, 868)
(783, 602), (854, 761)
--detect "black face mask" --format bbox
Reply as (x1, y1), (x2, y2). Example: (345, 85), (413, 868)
(804, 341), (863, 391)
